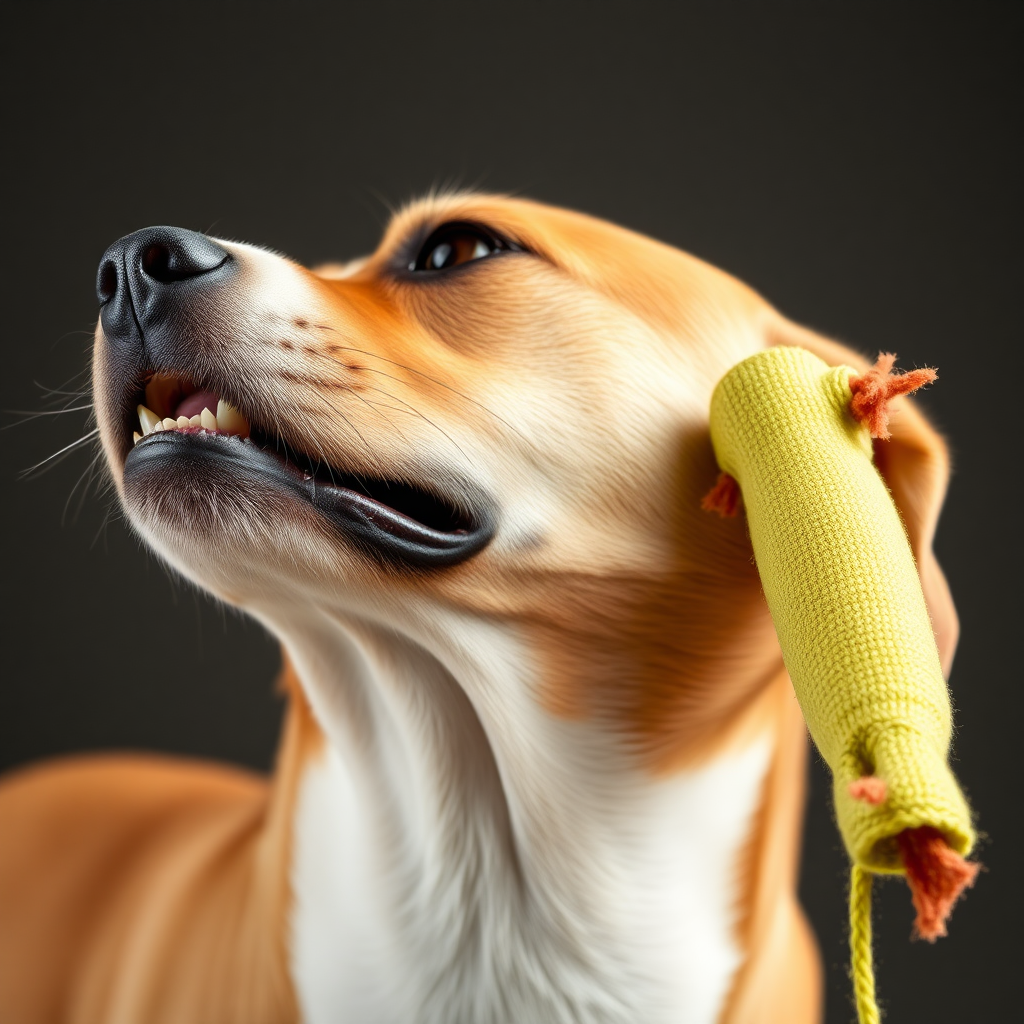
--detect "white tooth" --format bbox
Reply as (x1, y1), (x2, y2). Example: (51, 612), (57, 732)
(177, 416), (191, 429)
(152, 421), (165, 432)
(133, 431), (142, 445)
(162, 418), (177, 431)
(200, 407), (218, 430)
(137, 404), (160, 435)
(216, 399), (249, 437)
(189, 414), (202, 427)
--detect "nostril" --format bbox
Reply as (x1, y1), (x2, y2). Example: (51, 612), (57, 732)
(97, 260), (118, 305)
(136, 231), (228, 283)
(96, 226), (231, 332)
(141, 243), (172, 282)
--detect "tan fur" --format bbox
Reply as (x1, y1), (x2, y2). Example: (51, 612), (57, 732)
(0, 661), (317, 1023)
(0, 193), (956, 1022)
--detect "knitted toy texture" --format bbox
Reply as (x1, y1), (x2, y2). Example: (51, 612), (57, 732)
(704, 346), (977, 1023)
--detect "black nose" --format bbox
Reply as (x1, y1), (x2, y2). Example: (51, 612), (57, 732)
(97, 227), (231, 347)
(96, 226), (228, 304)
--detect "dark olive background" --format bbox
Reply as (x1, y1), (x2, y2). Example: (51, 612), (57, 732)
(2, 4), (1019, 1021)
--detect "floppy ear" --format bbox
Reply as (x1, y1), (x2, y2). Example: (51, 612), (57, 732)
(766, 315), (959, 675)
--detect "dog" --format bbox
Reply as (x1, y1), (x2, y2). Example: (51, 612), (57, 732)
(0, 193), (957, 1023)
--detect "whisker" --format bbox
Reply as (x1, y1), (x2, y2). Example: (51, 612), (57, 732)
(31, 387), (91, 402)
(293, 367), (470, 468)
(322, 345), (524, 440)
(298, 384), (376, 468)
(301, 389), (391, 492)
(244, 365), (345, 491)
(357, 398), (417, 415)
(318, 375), (408, 443)
(20, 428), (100, 478)
(361, 187), (399, 227)
(296, 409), (339, 493)
(90, 500), (119, 550)
(3, 404), (94, 427)
(357, 384), (468, 461)
(33, 367), (93, 398)
(46, 325), (101, 355)
(296, 343), (497, 457)
(62, 449), (106, 526)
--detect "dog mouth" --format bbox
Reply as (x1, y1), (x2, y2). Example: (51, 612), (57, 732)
(122, 373), (494, 568)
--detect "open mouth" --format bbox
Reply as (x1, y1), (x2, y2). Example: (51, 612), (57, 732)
(123, 373), (495, 568)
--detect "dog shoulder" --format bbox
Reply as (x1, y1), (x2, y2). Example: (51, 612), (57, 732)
(0, 755), (271, 1022)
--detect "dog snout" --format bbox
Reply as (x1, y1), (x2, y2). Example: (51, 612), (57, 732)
(96, 227), (233, 350)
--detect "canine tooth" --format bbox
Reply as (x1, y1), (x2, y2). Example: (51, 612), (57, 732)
(133, 431), (142, 445)
(189, 414), (202, 427)
(162, 418), (177, 430)
(216, 399), (249, 437)
(177, 416), (191, 429)
(200, 407), (218, 430)
(137, 404), (160, 435)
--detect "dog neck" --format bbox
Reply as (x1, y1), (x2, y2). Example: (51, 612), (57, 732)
(258, 597), (776, 1024)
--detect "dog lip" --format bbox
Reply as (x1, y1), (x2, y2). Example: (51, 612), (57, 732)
(124, 430), (495, 568)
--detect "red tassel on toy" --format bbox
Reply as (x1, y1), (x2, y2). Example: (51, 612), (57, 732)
(701, 472), (741, 517)
(849, 776), (887, 805)
(897, 826), (980, 941)
(849, 352), (937, 441)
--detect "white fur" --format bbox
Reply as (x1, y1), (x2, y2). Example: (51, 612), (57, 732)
(285, 606), (772, 1024)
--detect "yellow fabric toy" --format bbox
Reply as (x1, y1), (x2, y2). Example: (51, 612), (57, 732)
(704, 345), (977, 1023)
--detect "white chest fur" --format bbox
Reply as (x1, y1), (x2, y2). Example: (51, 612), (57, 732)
(289, 733), (773, 1024)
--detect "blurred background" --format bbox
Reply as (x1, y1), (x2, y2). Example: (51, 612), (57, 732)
(2, 4), (1019, 1021)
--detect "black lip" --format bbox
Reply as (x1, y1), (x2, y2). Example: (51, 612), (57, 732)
(123, 430), (495, 569)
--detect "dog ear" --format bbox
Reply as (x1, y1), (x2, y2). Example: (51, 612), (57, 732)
(765, 315), (959, 675)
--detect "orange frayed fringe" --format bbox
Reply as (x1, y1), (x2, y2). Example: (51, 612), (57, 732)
(701, 472), (741, 517)
(849, 776), (888, 805)
(897, 826), (980, 941)
(849, 352), (937, 441)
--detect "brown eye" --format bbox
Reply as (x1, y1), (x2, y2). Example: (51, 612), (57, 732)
(410, 223), (511, 272)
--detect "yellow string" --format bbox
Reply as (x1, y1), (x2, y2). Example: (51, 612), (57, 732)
(850, 864), (881, 1024)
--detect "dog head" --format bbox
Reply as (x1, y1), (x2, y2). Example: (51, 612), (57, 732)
(92, 193), (956, 766)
